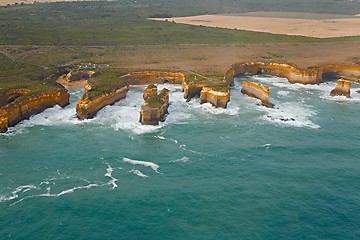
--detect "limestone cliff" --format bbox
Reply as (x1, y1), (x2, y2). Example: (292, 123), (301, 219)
(241, 80), (274, 108)
(226, 62), (322, 85)
(330, 79), (351, 98)
(140, 86), (169, 125)
(226, 61), (360, 85)
(143, 84), (158, 100)
(182, 72), (230, 108)
(122, 71), (185, 85)
(0, 89), (31, 108)
(76, 83), (128, 120)
(200, 87), (230, 108)
(0, 87), (69, 133)
(322, 65), (360, 82)
(65, 70), (95, 82)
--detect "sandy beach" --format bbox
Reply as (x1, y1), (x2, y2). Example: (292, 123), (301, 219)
(151, 14), (360, 38)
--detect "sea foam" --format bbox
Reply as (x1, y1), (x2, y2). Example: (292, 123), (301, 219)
(122, 157), (160, 173)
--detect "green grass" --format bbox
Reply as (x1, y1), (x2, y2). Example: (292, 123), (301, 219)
(0, 52), (61, 94)
(84, 68), (128, 100)
(1, 0), (359, 46)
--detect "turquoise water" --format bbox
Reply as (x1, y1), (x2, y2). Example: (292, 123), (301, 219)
(1, 77), (360, 239)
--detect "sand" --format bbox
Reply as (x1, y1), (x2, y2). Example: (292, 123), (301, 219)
(151, 14), (360, 38)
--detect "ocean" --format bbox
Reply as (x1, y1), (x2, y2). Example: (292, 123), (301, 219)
(1, 76), (360, 239)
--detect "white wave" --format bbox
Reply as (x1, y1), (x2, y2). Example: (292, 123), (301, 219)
(129, 169), (148, 178)
(122, 157), (160, 173)
(278, 90), (290, 97)
(57, 183), (99, 196)
(155, 135), (166, 140)
(179, 144), (209, 156)
(104, 162), (118, 189)
(171, 157), (189, 163)
(10, 183), (102, 206)
(260, 102), (320, 129)
(0, 185), (37, 202)
(186, 100), (239, 116)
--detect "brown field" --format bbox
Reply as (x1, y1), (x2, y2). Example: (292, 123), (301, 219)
(151, 13), (360, 38)
(2, 42), (360, 76)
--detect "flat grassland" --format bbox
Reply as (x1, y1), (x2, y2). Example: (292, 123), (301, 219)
(152, 12), (360, 38)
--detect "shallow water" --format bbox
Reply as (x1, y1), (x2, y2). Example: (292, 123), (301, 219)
(1, 77), (360, 239)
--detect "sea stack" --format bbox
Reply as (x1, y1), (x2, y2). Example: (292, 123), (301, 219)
(241, 80), (274, 108)
(330, 79), (351, 98)
(139, 85), (169, 125)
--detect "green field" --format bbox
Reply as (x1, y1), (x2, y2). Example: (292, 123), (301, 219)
(1, 0), (360, 46)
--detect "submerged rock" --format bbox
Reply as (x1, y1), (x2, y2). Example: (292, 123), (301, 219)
(330, 79), (351, 98)
(241, 80), (274, 108)
(139, 86), (169, 125)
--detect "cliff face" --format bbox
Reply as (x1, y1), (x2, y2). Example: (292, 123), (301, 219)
(122, 71), (185, 85)
(226, 62), (360, 84)
(322, 65), (360, 82)
(0, 88), (69, 133)
(241, 80), (274, 108)
(76, 84), (128, 120)
(227, 62), (322, 84)
(0, 89), (31, 108)
(140, 86), (169, 125)
(143, 84), (158, 100)
(330, 79), (351, 98)
(200, 87), (230, 108)
(66, 70), (95, 82)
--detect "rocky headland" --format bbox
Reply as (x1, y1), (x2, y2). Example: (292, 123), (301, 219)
(330, 79), (351, 98)
(0, 86), (69, 133)
(226, 62), (360, 85)
(76, 72), (129, 119)
(182, 72), (230, 108)
(241, 80), (274, 108)
(140, 85), (169, 125)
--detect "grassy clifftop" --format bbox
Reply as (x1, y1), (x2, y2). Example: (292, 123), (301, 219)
(1, 0), (360, 46)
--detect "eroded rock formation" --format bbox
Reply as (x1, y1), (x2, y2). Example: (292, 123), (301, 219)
(143, 84), (158, 100)
(140, 86), (169, 125)
(226, 62), (360, 85)
(330, 79), (351, 98)
(241, 80), (274, 108)
(200, 87), (230, 108)
(66, 70), (95, 82)
(76, 83), (128, 120)
(182, 72), (230, 108)
(0, 87), (69, 133)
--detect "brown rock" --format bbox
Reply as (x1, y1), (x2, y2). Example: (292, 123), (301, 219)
(143, 84), (158, 100)
(241, 80), (274, 108)
(140, 87), (170, 125)
(76, 85), (128, 120)
(200, 87), (230, 108)
(0, 87), (69, 133)
(226, 61), (360, 85)
(330, 79), (351, 98)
